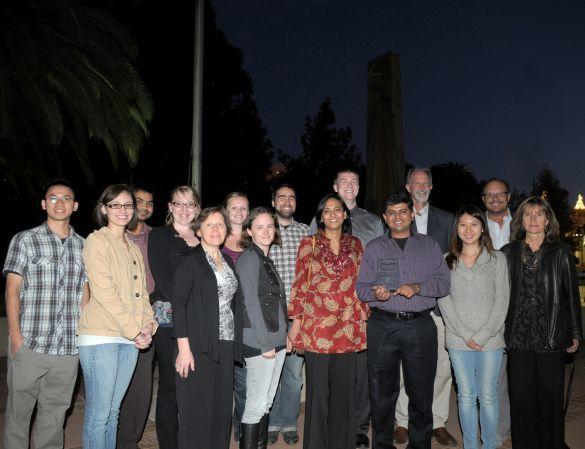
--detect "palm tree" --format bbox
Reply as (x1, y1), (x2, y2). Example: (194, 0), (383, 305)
(0, 0), (153, 193)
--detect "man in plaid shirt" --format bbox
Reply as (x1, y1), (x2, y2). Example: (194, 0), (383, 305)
(267, 184), (309, 445)
(3, 179), (89, 449)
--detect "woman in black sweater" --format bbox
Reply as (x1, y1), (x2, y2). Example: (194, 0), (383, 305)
(172, 207), (244, 449)
(148, 185), (201, 449)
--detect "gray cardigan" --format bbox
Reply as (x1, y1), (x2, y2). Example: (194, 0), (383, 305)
(438, 250), (509, 351)
(236, 245), (287, 354)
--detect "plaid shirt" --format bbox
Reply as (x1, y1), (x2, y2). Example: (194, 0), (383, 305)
(269, 219), (309, 303)
(3, 222), (86, 355)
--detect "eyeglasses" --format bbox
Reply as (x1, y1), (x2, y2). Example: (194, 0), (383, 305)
(482, 192), (508, 199)
(46, 195), (74, 204)
(106, 203), (135, 210)
(136, 198), (154, 207)
(171, 201), (199, 210)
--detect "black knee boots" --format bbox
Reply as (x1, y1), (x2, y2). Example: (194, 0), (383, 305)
(257, 414), (269, 449)
(240, 422), (260, 449)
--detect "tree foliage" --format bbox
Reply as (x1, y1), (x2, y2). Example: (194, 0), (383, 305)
(0, 0), (153, 193)
(200, 4), (274, 206)
(531, 164), (572, 236)
(279, 97), (363, 221)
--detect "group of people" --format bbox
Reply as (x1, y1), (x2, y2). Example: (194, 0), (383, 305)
(3, 167), (582, 449)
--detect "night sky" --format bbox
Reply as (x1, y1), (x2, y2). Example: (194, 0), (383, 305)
(213, 0), (585, 203)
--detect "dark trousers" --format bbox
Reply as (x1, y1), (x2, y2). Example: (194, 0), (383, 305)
(303, 351), (357, 449)
(154, 327), (178, 449)
(355, 350), (370, 436)
(367, 311), (437, 449)
(176, 341), (234, 449)
(116, 344), (155, 449)
(507, 349), (566, 449)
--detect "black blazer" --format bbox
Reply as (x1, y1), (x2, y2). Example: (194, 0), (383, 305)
(501, 240), (582, 351)
(171, 244), (243, 364)
(411, 205), (455, 254)
(148, 225), (192, 304)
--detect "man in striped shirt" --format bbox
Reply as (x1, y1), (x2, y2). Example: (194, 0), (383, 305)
(3, 179), (89, 449)
(267, 184), (309, 445)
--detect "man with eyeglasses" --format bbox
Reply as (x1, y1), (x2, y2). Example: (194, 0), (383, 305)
(356, 192), (450, 449)
(117, 183), (157, 449)
(393, 168), (458, 447)
(481, 178), (512, 447)
(3, 178), (89, 449)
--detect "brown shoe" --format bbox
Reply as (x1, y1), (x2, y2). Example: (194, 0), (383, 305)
(433, 427), (457, 446)
(394, 426), (409, 444)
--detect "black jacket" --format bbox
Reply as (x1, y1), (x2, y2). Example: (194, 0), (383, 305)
(148, 225), (192, 304)
(411, 205), (455, 254)
(171, 244), (243, 363)
(237, 243), (287, 354)
(501, 240), (582, 351)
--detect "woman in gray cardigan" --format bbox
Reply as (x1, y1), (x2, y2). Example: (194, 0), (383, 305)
(438, 205), (509, 449)
(236, 207), (290, 449)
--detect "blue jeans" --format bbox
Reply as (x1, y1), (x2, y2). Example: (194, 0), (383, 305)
(80, 343), (139, 449)
(269, 351), (304, 432)
(242, 350), (286, 424)
(449, 348), (504, 449)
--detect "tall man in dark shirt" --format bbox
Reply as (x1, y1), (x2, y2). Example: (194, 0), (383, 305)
(357, 192), (450, 449)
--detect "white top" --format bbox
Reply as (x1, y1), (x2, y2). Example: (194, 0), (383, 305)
(77, 335), (134, 346)
(414, 203), (429, 235)
(486, 210), (512, 250)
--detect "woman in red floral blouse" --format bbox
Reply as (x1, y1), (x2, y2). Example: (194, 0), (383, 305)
(288, 193), (367, 449)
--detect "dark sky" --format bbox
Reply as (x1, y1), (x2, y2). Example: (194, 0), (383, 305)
(212, 0), (585, 204)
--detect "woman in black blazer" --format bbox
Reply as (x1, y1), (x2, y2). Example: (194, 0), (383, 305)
(148, 185), (201, 449)
(172, 206), (243, 449)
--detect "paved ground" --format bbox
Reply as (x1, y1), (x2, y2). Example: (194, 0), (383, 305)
(1, 351), (584, 449)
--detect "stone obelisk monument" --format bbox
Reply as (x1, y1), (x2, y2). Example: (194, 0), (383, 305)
(365, 52), (406, 213)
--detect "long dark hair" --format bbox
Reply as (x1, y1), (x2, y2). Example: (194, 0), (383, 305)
(315, 194), (352, 235)
(446, 204), (494, 270)
(510, 196), (560, 242)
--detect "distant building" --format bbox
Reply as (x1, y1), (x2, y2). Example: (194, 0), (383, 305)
(569, 194), (585, 268)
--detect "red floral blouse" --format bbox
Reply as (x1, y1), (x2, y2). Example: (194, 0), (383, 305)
(288, 233), (367, 353)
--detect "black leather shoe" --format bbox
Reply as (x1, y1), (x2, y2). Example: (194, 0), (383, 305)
(356, 433), (370, 448)
(282, 430), (299, 445)
(267, 431), (279, 445)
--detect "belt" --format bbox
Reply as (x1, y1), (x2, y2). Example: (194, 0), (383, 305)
(372, 307), (433, 321)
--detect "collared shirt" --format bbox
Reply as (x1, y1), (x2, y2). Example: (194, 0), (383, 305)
(356, 232), (450, 313)
(413, 203), (429, 235)
(309, 206), (385, 249)
(127, 224), (155, 293)
(269, 219), (309, 303)
(486, 210), (512, 250)
(2, 222), (86, 355)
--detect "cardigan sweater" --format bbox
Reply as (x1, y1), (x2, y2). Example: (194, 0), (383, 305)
(438, 250), (509, 351)
(171, 244), (243, 363)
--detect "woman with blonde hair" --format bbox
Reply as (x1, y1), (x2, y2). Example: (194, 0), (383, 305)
(148, 185), (201, 449)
